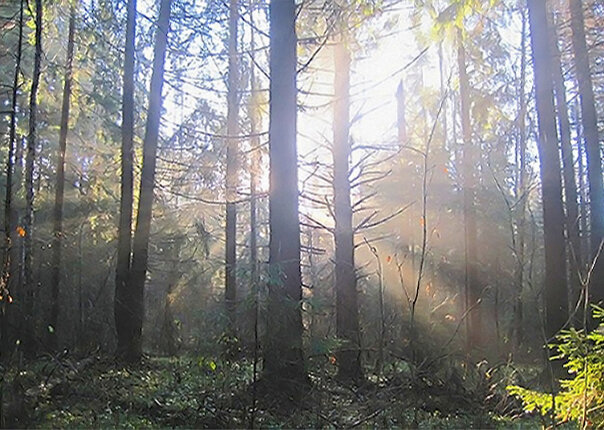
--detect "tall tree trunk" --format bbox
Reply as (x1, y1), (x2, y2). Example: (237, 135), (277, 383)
(124, 0), (172, 362)
(225, 0), (239, 337)
(1, 0), (24, 359)
(549, 11), (582, 321)
(115, 0), (137, 359)
(23, 0), (43, 357)
(569, 0), (604, 305)
(527, 0), (569, 339)
(49, 5), (76, 350)
(513, 8), (528, 352)
(333, 35), (362, 381)
(249, 1), (259, 330)
(574, 101), (590, 262)
(264, 0), (306, 384)
(457, 30), (481, 349)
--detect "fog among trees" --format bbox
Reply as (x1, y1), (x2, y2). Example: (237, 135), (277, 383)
(0, 0), (603, 427)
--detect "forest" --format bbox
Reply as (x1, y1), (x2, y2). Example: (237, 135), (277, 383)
(0, 0), (603, 427)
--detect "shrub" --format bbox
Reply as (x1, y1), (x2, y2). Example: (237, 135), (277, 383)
(507, 306), (604, 428)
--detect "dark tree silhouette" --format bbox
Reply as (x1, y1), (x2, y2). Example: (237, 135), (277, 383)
(264, 0), (306, 384)
(1, 0), (24, 358)
(333, 34), (363, 381)
(115, 0), (137, 359)
(49, 5), (76, 350)
(527, 0), (568, 338)
(124, 0), (172, 362)
(23, 0), (43, 357)
(457, 30), (481, 348)
(569, 0), (604, 305)
(225, 0), (239, 337)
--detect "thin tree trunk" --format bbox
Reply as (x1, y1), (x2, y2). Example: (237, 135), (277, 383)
(569, 0), (604, 305)
(549, 11), (582, 321)
(264, 0), (306, 384)
(115, 0), (137, 359)
(124, 0), (172, 362)
(248, 6), (260, 423)
(527, 0), (569, 339)
(49, 5), (76, 350)
(23, 0), (43, 357)
(575, 102), (590, 261)
(513, 8), (527, 352)
(1, 0), (24, 359)
(249, 0), (259, 337)
(457, 30), (481, 349)
(333, 35), (362, 381)
(225, 0), (239, 337)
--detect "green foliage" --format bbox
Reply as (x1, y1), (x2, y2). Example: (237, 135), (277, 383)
(7, 354), (500, 429)
(507, 306), (604, 428)
(506, 385), (553, 416)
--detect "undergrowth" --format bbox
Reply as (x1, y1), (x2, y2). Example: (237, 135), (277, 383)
(0, 353), (541, 429)
(508, 306), (604, 429)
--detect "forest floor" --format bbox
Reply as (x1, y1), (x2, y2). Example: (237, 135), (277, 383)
(2, 354), (548, 429)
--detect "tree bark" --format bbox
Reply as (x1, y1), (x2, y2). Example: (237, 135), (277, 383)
(1, 0), (24, 359)
(264, 0), (306, 384)
(457, 30), (481, 349)
(124, 0), (172, 362)
(49, 5), (76, 350)
(527, 0), (569, 339)
(225, 0), (239, 337)
(574, 102), (590, 264)
(23, 0), (43, 357)
(249, 1), (259, 330)
(115, 0), (137, 359)
(548, 11), (582, 321)
(568, 0), (604, 304)
(333, 35), (363, 381)
(513, 9), (527, 352)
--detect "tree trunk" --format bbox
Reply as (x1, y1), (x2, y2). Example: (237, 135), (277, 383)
(264, 0), (306, 384)
(1, 0), (24, 360)
(457, 30), (481, 349)
(569, 0), (604, 305)
(333, 35), (363, 381)
(124, 0), (172, 362)
(23, 0), (43, 357)
(248, 2), (259, 341)
(49, 5), (76, 350)
(527, 0), (569, 339)
(115, 0), (137, 359)
(225, 0), (239, 338)
(250, 73), (261, 428)
(513, 9), (527, 352)
(549, 11), (582, 321)
(574, 102), (590, 264)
